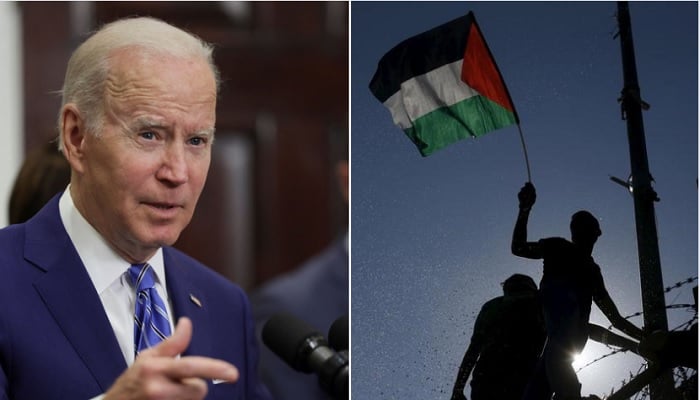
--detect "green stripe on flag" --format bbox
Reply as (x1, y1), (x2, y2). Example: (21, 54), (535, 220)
(404, 95), (516, 157)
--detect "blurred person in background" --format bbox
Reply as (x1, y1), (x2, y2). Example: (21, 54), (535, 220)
(9, 140), (71, 224)
(252, 129), (349, 400)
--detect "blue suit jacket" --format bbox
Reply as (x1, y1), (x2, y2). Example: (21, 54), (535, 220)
(252, 239), (349, 400)
(0, 195), (271, 400)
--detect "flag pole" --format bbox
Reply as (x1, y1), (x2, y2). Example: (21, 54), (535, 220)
(516, 124), (532, 182)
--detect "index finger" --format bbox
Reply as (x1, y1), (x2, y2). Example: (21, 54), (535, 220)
(164, 356), (239, 383)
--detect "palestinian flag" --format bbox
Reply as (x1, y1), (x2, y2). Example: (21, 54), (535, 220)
(369, 12), (519, 157)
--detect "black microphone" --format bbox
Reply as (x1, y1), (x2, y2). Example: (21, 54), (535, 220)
(328, 315), (348, 351)
(262, 313), (348, 399)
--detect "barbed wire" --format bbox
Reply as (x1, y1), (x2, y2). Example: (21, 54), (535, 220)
(579, 276), (698, 398)
(664, 276), (697, 293)
(608, 366), (697, 400)
(576, 347), (627, 372)
(611, 276), (698, 326)
(607, 363), (649, 400)
(579, 276), (697, 372)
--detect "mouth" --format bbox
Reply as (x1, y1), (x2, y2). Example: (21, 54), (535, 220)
(143, 202), (183, 213)
(151, 203), (176, 209)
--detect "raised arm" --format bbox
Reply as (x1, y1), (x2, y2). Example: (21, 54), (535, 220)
(511, 182), (543, 259)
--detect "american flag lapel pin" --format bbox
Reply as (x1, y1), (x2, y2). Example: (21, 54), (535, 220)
(189, 293), (203, 308)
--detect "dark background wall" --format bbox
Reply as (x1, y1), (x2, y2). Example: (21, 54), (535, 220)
(20, 1), (348, 290)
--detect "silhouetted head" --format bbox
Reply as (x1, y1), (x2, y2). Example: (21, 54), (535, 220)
(503, 273), (538, 296)
(570, 210), (602, 246)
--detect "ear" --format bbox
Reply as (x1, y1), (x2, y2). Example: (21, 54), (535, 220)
(60, 104), (88, 174)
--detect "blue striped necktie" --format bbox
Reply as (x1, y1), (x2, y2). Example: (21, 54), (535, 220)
(129, 263), (172, 356)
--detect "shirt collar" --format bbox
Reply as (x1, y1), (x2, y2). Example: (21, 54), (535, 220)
(58, 186), (166, 294)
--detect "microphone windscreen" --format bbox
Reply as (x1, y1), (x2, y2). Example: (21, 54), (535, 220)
(262, 313), (324, 370)
(328, 315), (348, 351)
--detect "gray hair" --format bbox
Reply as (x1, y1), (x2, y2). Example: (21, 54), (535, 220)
(57, 17), (220, 151)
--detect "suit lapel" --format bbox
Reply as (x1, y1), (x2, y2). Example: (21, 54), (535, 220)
(164, 249), (212, 357)
(26, 196), (127, 392)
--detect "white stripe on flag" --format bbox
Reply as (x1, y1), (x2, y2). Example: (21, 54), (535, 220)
(382, 59), (481, 130)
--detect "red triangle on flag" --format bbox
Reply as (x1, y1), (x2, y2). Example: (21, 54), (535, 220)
(461, 21), (515, 114)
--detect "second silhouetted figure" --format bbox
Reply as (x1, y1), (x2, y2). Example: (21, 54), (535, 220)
(451, 273), (546, 400)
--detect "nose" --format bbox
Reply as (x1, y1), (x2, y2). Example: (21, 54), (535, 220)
(156, 143), (188, 186)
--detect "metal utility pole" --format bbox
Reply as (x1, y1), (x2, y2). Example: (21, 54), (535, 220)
(615, 2), (675, 398)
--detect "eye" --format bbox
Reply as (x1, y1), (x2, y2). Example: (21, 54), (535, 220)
(140, 131), (156, 140)
(188, 136), (207, 146)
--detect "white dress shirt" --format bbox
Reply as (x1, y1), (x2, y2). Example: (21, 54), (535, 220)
(58, 187), (175, 367)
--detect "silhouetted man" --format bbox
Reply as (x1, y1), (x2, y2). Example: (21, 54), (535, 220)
(512, 182), (643, 400)
(451, 274), (546, 400)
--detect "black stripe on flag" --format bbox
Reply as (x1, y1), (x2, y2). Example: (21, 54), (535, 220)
(369, 12), (474, 103)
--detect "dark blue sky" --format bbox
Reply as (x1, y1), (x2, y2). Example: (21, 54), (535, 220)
(351, 2), (697, 398)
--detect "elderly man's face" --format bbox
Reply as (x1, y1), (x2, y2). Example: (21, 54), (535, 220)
(71, 49), (216, 262)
